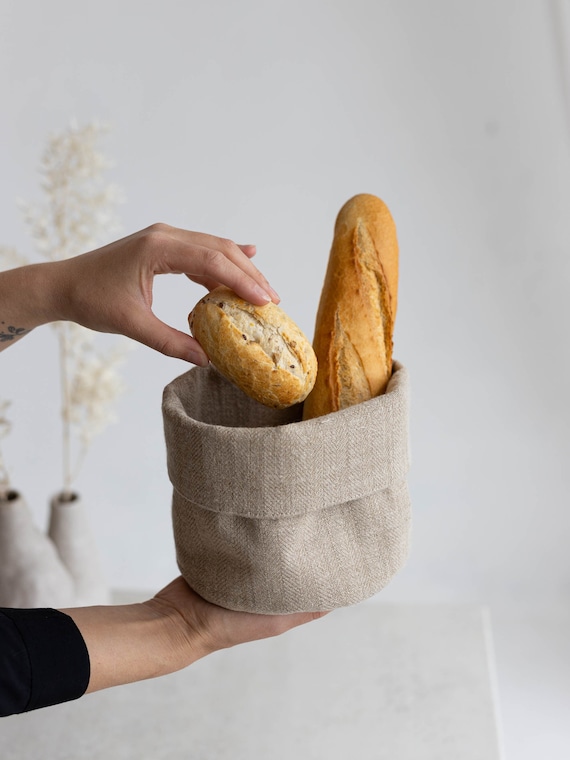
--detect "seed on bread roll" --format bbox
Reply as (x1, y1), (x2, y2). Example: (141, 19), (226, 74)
(189, 286), (317, 409)
(302, 193), (399, 420)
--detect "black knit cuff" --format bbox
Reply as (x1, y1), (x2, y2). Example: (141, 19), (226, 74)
(0, 608), (90, 713)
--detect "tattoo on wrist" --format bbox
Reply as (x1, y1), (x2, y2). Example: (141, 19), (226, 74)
(0, 322), (29, 342)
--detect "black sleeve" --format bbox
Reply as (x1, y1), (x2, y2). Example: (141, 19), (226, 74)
(0, 608), (90, 717)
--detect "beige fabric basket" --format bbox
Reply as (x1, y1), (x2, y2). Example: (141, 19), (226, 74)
(162, 361), (411, 614)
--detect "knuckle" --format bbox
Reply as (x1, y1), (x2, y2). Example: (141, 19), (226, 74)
(138, 224), (171, 254)
(202, 247), (226, 268)
(147, 222), (171, 235)
(217, 237), (240, 257)
(151, 334), (178, 358)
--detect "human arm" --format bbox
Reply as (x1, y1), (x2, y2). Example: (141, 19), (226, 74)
(0, 578), (324, 715)
(0, 224), (280, 363)
(0, 225), (319, 710)
(63, 577), (325, 694)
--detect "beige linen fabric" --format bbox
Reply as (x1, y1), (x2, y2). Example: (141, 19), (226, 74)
(162, 361), (411, 614)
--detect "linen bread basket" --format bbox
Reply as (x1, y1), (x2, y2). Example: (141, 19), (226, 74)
(162, 361), (411, 614)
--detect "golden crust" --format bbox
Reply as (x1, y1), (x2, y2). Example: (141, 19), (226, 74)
(189, 287), (317, 409)
(302, 194), (399, 420)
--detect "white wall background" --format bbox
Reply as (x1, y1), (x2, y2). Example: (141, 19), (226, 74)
(1, 0), (569, 754)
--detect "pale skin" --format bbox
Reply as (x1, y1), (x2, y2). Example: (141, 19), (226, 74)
(0, 223), (326, 694)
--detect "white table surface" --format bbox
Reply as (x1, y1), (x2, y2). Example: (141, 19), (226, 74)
(1, 602), (503, 760)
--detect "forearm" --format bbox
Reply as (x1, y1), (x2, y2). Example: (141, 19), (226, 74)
(0, 262), (65, 350)
(61, 577), (324, 695)
(62, 600), (208, 694)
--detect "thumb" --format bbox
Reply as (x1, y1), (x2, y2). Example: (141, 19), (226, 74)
(129, 310), (209, 365)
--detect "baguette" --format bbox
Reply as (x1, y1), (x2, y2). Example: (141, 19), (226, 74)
(189, 286), (317, 409)
(302, 194), (398, 420)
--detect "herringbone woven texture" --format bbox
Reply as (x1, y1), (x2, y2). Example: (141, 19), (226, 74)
(163, 362), (411, 614)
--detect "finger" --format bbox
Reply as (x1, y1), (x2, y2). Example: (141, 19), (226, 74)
(185, 273), (222, 293)
(160, 242), (277, 306)
(187, 249), (255, 292)
(238, 244), (256, 259)
(163, 230), (279, 303)
(267, 610), (330, 637)
(126, 309), (209, 365)
(188, 259), (259, 295)
(215, 240), (279, 302)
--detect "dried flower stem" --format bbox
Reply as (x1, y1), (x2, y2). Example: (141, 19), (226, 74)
(1, 122), (129, 493)
(0, 401), (12, 501)
(0, 466), (10, 502)
(59, 326), (73, 498)
(51, 146), (75, 497)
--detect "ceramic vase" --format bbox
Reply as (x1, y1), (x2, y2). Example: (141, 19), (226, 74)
(0, 490), (75, 608)
(48, 491), (110, 606)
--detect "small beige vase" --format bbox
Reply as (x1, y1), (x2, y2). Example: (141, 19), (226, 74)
(0, 490), (75, 608)
(48, 492), (110, 606)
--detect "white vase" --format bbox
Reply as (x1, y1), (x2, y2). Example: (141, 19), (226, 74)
(0, 490), (75, 608)
(48, 492), (110, 606)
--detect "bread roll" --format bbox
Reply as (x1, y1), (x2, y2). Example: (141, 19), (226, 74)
(302, 194), (399, 420)
(189, 286), (317, 409)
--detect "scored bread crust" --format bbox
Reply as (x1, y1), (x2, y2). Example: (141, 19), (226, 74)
(302, 194), (399, 420)
(189, 286), (317, 409)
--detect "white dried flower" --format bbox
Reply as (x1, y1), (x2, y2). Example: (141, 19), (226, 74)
(0, 400), (11, 441)
(0, 246), (30, 270)
(63, 337), (131, 484)
(66, 339), (129, 446)
(21, 121), (124, 261)
(2, 122), (131, 493)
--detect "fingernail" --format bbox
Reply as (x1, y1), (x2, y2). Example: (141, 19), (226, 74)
(267, 286), (281, 302)
(253, 284), (272, 303)
(190, 350), (209, 367)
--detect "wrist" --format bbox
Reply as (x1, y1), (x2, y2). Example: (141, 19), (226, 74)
(27, 260), (70, 325)
(142, 596), (213, 669)
(64, 600), (207, 694)
(0, 260), (67, 330)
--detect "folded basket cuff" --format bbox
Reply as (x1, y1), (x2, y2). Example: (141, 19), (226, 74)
(163, 361), (410, 518)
